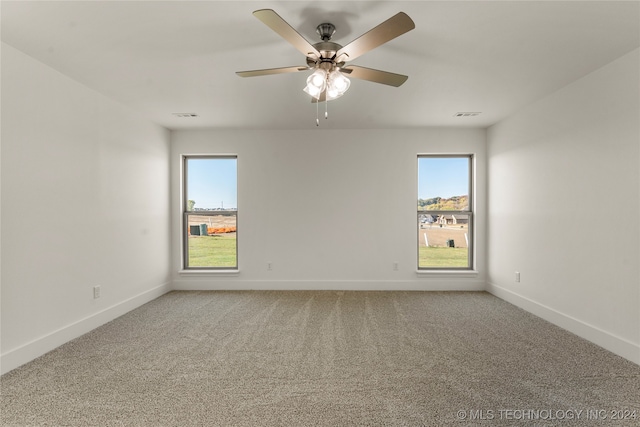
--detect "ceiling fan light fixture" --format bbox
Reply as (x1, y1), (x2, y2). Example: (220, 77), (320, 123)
(326, 87), (342, 100)
(309, 69), (327, 87)
(328, 70), (350, 94)
(303, 84), (322, 98)
(303, 69), (327, 98)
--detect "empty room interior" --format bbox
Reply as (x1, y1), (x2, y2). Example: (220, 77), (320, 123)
(1, 1), (639, 425)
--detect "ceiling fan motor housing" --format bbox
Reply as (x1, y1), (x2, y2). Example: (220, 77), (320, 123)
(311, 23), (348, 69)
(316, 23), (336, 41)
(307, 40), (345, 70)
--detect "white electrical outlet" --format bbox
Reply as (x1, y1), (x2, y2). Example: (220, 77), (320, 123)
(393, 262), (399, 271)
(267, 262), (273, 271)
(515, 272), (521, 283)
(93, 285), (101, 299)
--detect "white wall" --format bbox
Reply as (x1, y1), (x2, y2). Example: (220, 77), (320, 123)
(487, 48), (640, 364)
(1, 43), (172, 374)
(171, 128), (486, 290)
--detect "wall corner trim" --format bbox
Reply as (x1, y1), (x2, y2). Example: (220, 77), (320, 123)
(486, 282), (640, 366)
(1, 282), (172, 375)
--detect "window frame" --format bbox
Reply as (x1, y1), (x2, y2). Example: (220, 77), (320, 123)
(182, 155), (238, 271)
(417, 154), (474, 271)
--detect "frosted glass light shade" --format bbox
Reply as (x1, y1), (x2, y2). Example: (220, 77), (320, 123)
(303, 69), (350, 101)
(326, 70), (350, 100)
(303, 69), (327, 99)
(329, 70), (350, 93)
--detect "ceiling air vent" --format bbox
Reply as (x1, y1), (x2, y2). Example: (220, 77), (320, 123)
(454, 112), (481, 117)
(172, 113), (199, 118)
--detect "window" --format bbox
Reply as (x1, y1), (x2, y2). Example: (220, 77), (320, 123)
(183, 156), (237, 269)
(417, 155), (472, 270)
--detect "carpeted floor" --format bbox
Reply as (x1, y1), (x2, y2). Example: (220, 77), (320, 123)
(2, 291), (639, 426)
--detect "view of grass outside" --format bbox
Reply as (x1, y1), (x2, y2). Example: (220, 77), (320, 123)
(419, 247), (468, 268)
(187, 235), (237, 268)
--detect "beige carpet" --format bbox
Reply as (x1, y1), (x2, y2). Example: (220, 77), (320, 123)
(2, 291), (639, 426)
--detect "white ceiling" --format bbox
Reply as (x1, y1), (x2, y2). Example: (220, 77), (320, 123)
(2, 1), (638, 130)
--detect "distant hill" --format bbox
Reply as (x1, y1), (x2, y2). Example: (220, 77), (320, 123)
(418, 195), (468, 211)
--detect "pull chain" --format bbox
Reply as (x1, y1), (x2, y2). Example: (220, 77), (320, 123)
(313, 93), (329, 126)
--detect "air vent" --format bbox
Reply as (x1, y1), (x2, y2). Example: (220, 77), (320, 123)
(172, 113), (199, 118)
(454, 112), (481, 117)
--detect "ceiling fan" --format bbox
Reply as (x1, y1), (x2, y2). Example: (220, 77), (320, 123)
(236, 9), (415, 104)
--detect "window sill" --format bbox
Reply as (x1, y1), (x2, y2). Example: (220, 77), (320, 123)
(415, 269), (478, 278)
(178, 269), (240, 275)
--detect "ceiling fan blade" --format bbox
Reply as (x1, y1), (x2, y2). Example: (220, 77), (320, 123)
(253, 9), (320, 58)
(336, 12), (415, 62)
(341, 66), (408, 87)
(236, 66), (309, 78)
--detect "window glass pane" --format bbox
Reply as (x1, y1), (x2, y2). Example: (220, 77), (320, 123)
(184, 157), (237, 269)
(186, 158), (237, 211)
(186, 213), (237, 268)
(418, 157), (469, 211)
(419, 213), (469, 268)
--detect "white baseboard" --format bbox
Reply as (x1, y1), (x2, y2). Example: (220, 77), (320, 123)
(172, 279), (486, 291)
(486, 282), (640, 366)
(1, 282), (172, 375)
